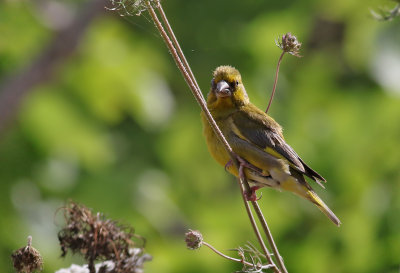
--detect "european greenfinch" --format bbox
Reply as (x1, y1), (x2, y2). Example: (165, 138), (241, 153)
(201, 65), (341, 226)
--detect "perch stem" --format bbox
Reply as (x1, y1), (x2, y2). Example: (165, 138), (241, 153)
(237, 165), (279, 272)
(146, 2), (232, 156)
(156, 2), (204, 100)
(252, 201), (288, 273)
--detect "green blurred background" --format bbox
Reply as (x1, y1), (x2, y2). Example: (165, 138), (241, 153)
(1, 0), (400, 272)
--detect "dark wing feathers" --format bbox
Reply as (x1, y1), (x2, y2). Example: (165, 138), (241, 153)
(299, 157), (326, 182)
(231, 108), (326, 184)
(270, 131), (305, 172)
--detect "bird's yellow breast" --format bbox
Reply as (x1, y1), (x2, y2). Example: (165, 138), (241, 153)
(201, 111), (231, 167)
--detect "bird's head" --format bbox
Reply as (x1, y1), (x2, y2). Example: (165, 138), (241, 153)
(207, 65), (249, 110)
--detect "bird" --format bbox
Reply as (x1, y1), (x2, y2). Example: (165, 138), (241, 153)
(201, 65), (341, 226)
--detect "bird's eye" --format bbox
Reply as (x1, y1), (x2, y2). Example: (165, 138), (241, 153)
(235, 81), (239, 86)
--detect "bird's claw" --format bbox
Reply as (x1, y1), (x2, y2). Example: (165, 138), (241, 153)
(225, 154), (263, 201)
(245, 186), (261, 202)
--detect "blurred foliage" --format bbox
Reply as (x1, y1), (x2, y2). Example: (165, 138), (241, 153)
(1, 0), (400, 272)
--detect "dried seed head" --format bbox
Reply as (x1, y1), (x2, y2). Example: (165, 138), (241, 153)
(57, 201), (150, 272)
(185, 230), (203, 250)
(11, 236), (43, 273)
(276, 32), (302, 57)
(107, 0), (160, 17)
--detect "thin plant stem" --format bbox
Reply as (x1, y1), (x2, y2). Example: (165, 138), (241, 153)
(145, 2), (284, 272)
(252, 201), (288, 273)
(265, 51), (285, 114)
(203, 242), (255, 267)
(156, 2), (204, 101)
(145, 1), (234, 160)
(237, 168), (279, 273)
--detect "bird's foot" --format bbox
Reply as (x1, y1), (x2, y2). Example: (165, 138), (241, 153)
(245, 186), (261, 201)
(226, 153), (263, 201)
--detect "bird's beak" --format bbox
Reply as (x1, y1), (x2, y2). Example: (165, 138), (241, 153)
(215, 80), (231, 97)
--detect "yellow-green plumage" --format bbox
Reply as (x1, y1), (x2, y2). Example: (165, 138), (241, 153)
(201, 65), (341, 226)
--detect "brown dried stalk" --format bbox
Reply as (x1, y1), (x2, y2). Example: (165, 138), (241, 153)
(185, 230), (274, 271)
(265, 51), (285, 114)
(266, 33), (302, 114)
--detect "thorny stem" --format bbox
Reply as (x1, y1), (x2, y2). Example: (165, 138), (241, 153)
(145, 2), (285, 272)
(266, 51), (285, 114)
(203, 241), (256, 268)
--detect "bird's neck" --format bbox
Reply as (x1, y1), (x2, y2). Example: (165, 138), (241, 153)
(207, 98), (242, 119)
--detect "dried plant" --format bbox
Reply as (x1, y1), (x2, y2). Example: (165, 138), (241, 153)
(275, 33), (302, 57)
(185, 230), (276, 272)
(265, 32), (302, 113)
(58, 201), (151, 273)
(107, 0), (158, 16)
(184, 230), (203, 250)
(11, 236), (43, 273)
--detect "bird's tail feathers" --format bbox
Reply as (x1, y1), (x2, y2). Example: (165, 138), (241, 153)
(281, 177), (341, 226)
(307, 190), (341, 227)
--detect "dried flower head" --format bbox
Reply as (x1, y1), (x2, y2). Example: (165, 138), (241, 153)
(107, 0), (160, 16)
(276, 32), (302, 57)
(185, 230), (203, 250)
(11, 236), (43, 273)
(58, 201), (150, 273)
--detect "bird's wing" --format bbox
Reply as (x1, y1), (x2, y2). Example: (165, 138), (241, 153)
(230, 106), (326, 184)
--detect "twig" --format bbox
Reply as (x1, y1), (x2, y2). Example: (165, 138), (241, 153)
(267, 33), (302, 114)
(203, 242), (255, 268)
(265, 51), (285, 113)
(252, 201), (287, 273)
(156, 2), (204, 101)
(145, 2), (284, 272)
(237, 166), (279, 272)
(235, 159), (277, 270)
(145, 2), (231, 154)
